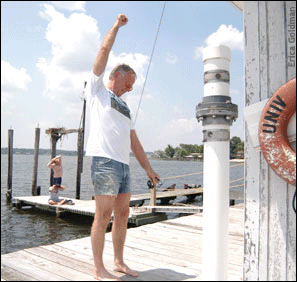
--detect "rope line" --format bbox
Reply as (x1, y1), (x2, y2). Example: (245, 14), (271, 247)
(155, 177), (244, 191)
(134, 1), (166, 125)
(160, 163), (244, 181)
(230, 177), (244, 184)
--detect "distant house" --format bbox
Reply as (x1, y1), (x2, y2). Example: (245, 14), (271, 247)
(184, 153), (203, 161)
(235, 150), (244, 159)
(191, 153), (203, 159)
(231, 150), (244, 159)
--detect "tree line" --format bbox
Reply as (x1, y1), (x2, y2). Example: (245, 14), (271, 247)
(1, 148), (79, 156)
(154, 136), (245, 160)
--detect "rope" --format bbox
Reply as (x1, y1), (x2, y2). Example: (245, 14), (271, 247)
(230, 177), (244, 184)
(134, 1), (166, 125)
(230, 183), (244, 189)
(160, 163), (244, 181)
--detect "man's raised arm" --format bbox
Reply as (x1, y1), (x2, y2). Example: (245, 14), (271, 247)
(93, 14), (128, 77)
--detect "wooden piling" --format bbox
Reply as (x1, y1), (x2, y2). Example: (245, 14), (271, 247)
(76, 94), (86, 200)
(6, 129), (13, 201)
(76, 128), (83, 200)
(46, 127), (79, 190)
(32, 127), (40, 196)
(49, 129), (59, 186)
(149, 187), (157, 208)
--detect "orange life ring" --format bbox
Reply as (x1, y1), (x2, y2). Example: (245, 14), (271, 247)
(258, 78), (296, 186)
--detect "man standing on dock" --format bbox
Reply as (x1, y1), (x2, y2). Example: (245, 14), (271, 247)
(85, 14), (160, 281)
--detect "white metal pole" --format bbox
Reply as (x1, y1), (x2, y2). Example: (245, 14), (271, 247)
(196, 45), (238, 280)
(203, 133), (230, 280)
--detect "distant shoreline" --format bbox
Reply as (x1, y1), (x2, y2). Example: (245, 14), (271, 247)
(1, 149), (244, 163)
(1, 148), (79, 156)
(1, 148), (244, 162)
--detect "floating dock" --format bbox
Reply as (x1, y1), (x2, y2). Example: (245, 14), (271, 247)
(11, 195), (168, 227)
(10, 187), (205, 226)
(11, 187), (242, 225)
(1, 205), (244, 281)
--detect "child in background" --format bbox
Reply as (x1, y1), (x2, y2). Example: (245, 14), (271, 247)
(48, 185), (67, 205)
(47, 155), (74, 205)
(47, 155), (63, 189)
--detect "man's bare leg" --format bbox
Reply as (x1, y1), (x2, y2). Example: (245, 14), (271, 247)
(91, 195), (121, 281)
(112, 193), (139, 278)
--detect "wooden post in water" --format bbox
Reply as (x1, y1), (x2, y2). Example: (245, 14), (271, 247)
(76, 84), (87, 200)
(6, 129), (13, 201)
(32, 127), (40, 196)
(76, 128), (83, 200)
(149, 186), (157, 210)
(49, 129), (58, 186)
(46, 127), (79, 193)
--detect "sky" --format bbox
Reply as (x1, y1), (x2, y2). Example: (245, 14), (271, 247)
(1, 1), (244, 153)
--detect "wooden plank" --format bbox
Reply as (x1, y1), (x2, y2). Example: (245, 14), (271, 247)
(243, 1), (261, 280)
(125, 229), (243, 265)
(13, 187), (242, 220)
(1, 253), (69, 281)
(244, 2), (296, 281)
(135, 205), (203, 214)
(138, 220), (244, 246)
(126, 227), (243, 261)
(31, 245), (94, 270)
(267, 2), (289, 280)
(56, 232), (242, 279)
(132, 187), (203, 201)
(1, 205), (244, 281)
(287, 183), (297, 281)
(2, 249), (96, 281)
(1, 263), (38, 281)
(105, 236), (243, 277)
(55, 236), (203, 280)
(43, 242), (195, 281)
(132, 187), (243, 202)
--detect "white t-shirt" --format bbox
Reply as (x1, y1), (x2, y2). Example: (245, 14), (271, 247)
(84, 71), (134, 165)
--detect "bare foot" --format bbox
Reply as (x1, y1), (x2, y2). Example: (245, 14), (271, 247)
(114, 263), (138, 277)
(93, 268), (122, 281)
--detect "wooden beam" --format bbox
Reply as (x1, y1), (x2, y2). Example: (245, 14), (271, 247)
(45, 128), (79, 135)
(135, 205), (203, 214)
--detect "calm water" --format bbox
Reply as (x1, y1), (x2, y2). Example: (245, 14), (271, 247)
(1, 154), (244, 255)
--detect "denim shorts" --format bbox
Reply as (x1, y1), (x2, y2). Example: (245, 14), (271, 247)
(52, 177), (62, 187)
(91, 156), (131, 195)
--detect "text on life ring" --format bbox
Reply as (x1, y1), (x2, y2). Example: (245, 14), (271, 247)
(259, 77), (296, 186)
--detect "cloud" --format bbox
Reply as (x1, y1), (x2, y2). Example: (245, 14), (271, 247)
(37, 3), (153, 144)
(206, 24), (243, 50)
(37, 4), (100, 103)
(50, 1), (86, 12)
(166, 52), (178, 64)
(105, 52), (149, 88)
(1, 60), (32, 104)
(37, 3), (150, 108)
(195, 24), (243, 59)
(158, 117), (202, 149)
(39, 4), (99, 73)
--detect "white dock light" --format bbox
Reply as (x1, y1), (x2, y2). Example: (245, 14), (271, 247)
(196, 45), (238, 281)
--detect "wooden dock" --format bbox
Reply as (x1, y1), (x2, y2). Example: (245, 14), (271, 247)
(1, 205), (244, 281)
(11, 196), (168, 227)
(12, 187), (205, 210)
(11, 186), (242, 224)
(132, 187), (243, 203)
